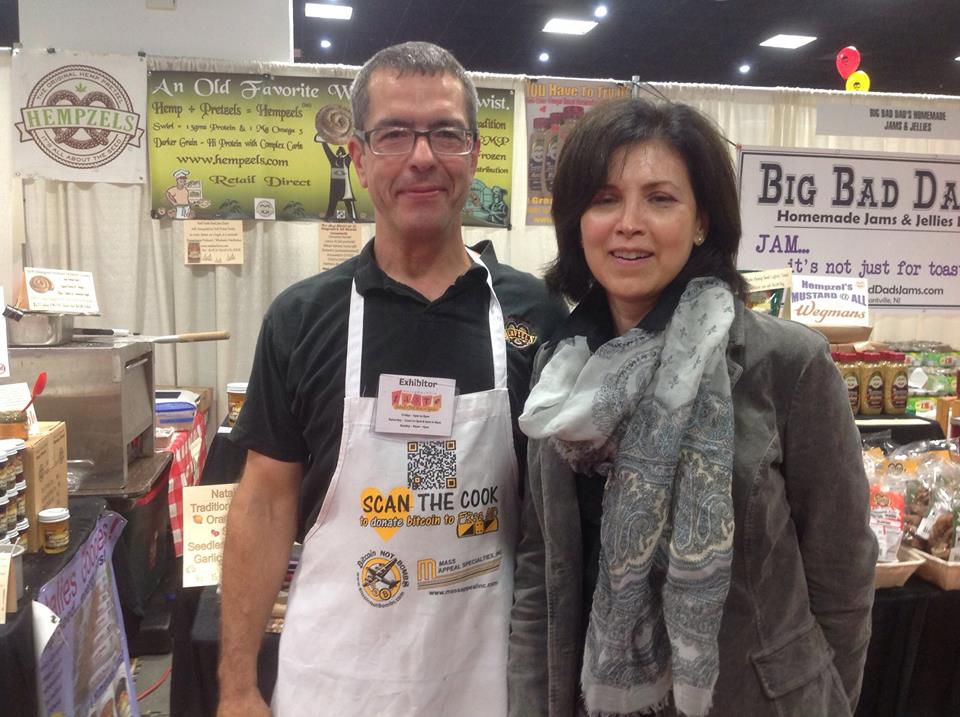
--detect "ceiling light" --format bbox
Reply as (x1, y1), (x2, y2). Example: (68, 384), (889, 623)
(594, 5), (608, 19)
(759, 34), (816, 50)
(955, 56), (960, 62)
(539, 52), (550, 62)
(305, 3), (353, 20)
(320, 39), (332, 49)
(739, 64), (751, 74)
(543, 18), (598, 35)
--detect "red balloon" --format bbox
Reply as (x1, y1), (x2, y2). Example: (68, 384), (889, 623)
(836, 46), (861, 79)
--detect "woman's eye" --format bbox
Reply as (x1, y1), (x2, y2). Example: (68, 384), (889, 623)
(650, 193), (676, 204)
(590, 193), (617, 205)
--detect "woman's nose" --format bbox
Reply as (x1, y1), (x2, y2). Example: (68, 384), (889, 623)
(614, 199), (646, 236)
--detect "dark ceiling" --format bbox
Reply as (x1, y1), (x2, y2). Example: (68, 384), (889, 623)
(293, 0), (960, 96)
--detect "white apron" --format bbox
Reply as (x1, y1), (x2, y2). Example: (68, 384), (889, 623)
(272, 253), (519, 716)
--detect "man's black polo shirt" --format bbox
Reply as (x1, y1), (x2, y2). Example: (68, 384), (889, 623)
(230, 238), (568, 538)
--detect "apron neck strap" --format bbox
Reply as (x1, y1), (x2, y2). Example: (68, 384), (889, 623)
(344, 247), (508, 398)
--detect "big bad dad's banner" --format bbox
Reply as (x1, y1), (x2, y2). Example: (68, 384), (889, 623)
(738, 146), (960, 310)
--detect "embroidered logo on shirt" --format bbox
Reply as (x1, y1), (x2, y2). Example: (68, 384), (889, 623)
(357, 549), (409, 607)
(504, 319), (538, 348)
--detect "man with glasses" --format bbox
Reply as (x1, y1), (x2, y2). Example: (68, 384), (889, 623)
(218, 42), (566, 716)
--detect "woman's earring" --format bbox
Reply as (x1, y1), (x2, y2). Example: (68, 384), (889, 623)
(694, 232), (704, 246)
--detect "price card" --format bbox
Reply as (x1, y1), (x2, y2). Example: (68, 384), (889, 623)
(182, 484), (236, 587)
(791, 275), (869, 327)
(22, 268), (100, 314)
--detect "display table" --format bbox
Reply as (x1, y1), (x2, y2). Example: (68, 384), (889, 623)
(0, 497), (107, 717)
(164, 409), (210, 557)
(855, 415), (945, 445)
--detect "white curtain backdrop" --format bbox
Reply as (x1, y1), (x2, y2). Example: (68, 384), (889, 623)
(5, 53), (960, 421)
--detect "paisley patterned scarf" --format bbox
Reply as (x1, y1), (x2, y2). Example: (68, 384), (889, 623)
(519, 278), (736, 717)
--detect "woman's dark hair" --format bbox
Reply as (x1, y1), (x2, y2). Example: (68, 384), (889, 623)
(546, 97), (748, 303)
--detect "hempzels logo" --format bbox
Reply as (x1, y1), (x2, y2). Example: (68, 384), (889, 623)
(16, 64), (144, 169)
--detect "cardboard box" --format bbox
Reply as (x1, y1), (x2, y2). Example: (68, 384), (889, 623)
(23, 421), (68, 553)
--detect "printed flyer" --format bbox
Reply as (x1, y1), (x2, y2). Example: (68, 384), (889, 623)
(147, 71), (372, 221)
(524, 78), (631, 226)
(34, 511), (139, 717)
(738, 146), (960, 309)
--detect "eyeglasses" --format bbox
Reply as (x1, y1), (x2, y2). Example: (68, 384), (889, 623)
(356, 126), (477, 156)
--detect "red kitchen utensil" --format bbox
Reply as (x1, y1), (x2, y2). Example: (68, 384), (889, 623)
(23, 371), (47, 412)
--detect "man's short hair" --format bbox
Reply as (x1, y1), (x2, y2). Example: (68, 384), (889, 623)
(350, 41), (478, 132)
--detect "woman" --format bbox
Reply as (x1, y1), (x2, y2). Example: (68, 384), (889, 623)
(508, 98), (877, 717)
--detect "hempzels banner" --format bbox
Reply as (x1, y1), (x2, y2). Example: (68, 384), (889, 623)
(13, 50), (147, 183)
(738, 146), (960, 310)
(148, 71), (372, 221)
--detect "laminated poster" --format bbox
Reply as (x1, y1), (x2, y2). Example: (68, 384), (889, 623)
(464, 87), (514, 229)
(182, 484), (235, 588)
(524, 78), (631, 226)
(183, 219), (244, 265)
(319, 222), (363, 271)
(34, 511), (139, 717)
(148, 71), (372, 222)
(738, 145), (960, 310)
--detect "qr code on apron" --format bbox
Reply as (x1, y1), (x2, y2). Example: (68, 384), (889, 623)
(406, 440), (457, 490)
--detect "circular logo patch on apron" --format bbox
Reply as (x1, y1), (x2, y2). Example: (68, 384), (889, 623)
(357, 550), (409, 607)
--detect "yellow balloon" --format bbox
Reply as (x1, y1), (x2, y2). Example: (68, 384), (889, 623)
(846, 70), (871, 92)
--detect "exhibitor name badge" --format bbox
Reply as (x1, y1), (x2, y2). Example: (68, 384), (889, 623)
(182, 484), (235, 587)
(375, 374), (456, 437)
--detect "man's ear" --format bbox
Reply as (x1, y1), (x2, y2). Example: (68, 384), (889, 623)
(348, 136), (369, 188)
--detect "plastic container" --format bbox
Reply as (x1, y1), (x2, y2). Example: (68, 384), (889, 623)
(0, 411), (28, 440)
(16, 518), (28, 546)
(4, 488), (17, 533)
(858, 352), (885, 416)
(14, 479), (25, 521)
(38, 507), (70, 554)
(837, 352), (861, 415)
(0, 493), (9, 535)
(226, 382), (248, 427)
(882, 351), (909, 415)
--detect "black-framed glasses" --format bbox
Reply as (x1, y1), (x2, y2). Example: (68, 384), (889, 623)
(356, 126), (477, 156)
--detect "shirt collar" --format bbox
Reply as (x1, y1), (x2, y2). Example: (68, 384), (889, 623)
(354, 237), (492, 298)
